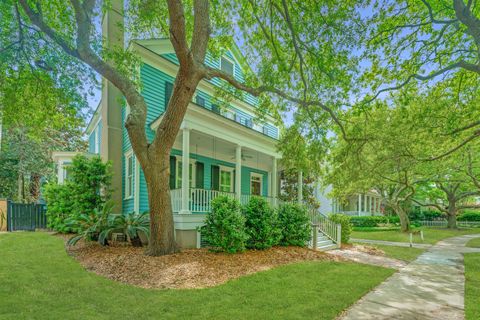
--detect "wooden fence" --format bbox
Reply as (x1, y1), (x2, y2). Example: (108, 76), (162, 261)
(7, 201), (47, 231)
(0, 199), (7, 231)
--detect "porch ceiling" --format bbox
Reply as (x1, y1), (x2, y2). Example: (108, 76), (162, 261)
(173, 130), (275, 171)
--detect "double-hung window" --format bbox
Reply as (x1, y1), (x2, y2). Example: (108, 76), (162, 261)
(176, 159), (195, 188)
(220, 57), (234, 76)
(125, 153), (134, 199)
(219, 167), (234, 192)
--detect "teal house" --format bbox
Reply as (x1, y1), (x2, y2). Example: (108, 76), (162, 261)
(77, 38), (283, 247)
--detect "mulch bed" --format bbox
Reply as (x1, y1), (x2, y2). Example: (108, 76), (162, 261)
(62, 235), (339, 289)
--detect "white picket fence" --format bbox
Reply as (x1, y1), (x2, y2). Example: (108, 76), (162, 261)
(419, 220), (480, 228)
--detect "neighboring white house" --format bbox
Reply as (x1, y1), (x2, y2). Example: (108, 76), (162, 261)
(314, 182), (383, 217)
(51, 151), (83, 184)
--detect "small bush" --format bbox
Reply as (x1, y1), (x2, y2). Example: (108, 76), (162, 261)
(408, 209), (444, 221)
(99, 211), (150, 247)
(277, 203), (311, 247)
(328, 214), (352, 243)
(458, 211), (480, 221)
(44, 155), (112, 233)
(201, 196), (248, 253)
(243, 197), (281, 250)
(349, 216), (389, 227)
(44, 183), (76, 233)
(66, 201), (114, 246)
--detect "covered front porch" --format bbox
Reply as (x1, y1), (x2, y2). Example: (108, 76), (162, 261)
(149, 101), (303, 216)
(332, 192), (383, 216)
(168, 125), (282, 214)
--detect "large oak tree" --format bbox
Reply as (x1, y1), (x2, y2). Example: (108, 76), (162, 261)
(9, 0), (361, 255)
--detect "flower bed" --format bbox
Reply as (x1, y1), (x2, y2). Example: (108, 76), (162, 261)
(65, 237), (335, 289)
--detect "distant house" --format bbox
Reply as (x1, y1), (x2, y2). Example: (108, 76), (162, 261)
(312, 182), (384, 216)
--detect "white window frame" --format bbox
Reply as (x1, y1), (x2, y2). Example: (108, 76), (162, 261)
(220, 56), (235, 76)
(94, 126), (100, 154)
(250, 172), (263, 196)
(175, 156), (196, 189)
(219, 166), (234, 193)
(124, 152), (134, 199)
(221, 108), (236, 120)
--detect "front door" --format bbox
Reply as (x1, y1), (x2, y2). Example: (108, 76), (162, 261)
(250, 173), (262, 196)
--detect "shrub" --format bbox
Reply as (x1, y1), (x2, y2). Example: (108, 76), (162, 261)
(68, 155), (112, 219)
(44, 155), (112, 233)
(44, 183), (76, 233)
(201, 196), (248, 253)
(349, 216), (389, 227)
(328, 214), (352, 243)
(243, 197), (281, 250)
(458, 211), (480, 221)
(277, 203), (311, 247)
(99, 211), (150, 247)
(66, 201), (114, 246)
(409, 209), (444, 221)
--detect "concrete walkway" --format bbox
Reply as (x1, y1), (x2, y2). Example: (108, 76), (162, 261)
(351, 238), (432, 249)
(338, 234), (480, 320)
(328, 247), (408, 270)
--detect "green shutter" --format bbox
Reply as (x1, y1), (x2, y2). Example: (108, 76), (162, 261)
(169, 156), (176, 189)
(211, 165), (220, 190)
(165, 82), (173, 110)
(233, 169), (236, 192)
(195, 162), (204, 189)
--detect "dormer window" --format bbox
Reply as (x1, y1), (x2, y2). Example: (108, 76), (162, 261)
(221, 57), (234, 76)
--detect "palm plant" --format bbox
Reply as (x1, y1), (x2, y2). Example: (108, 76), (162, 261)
(66, 201), (114, 246)
(99, 211), (150, 247)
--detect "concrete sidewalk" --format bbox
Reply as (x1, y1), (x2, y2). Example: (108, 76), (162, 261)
(350, 238), (432, 249)
(339, 234), (480, 320)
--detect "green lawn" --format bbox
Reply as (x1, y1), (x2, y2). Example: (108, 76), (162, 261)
(0, 233), (394, 320)
(351, 228), (480, 245)
(356, 244), (425, 262)
(466, 237), (480, 248)
(465, 254), (480, 320)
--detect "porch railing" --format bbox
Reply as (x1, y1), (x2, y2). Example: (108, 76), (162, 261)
(309, 208), (341, 248)
(240, 194), (277, 207)
(171, 188), (287, 213)
(339, 210), (382, 217)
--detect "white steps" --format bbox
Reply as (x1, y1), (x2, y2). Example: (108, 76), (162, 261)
(314, 232), (338, 252)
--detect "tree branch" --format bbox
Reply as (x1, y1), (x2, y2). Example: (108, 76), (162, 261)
(190, 0), (210, 63)
(166, 0), (191, 66)
(201, 65), (349, 140)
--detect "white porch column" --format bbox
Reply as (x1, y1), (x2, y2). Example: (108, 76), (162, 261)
(364, 194), (367, 213)
(180, 127), (190, 214)
(358, 194), (362, 214)
(373, 197), (376, 214)
(272, 157), (278, 205)
(57, 161), (64, 184)
(235, 145), (242, 200)
(297, 171), (303, 205)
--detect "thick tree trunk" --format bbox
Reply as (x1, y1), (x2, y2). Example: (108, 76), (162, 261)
(143, 156), (178, 256)
(393, 204), (410, 232)
(29, 173), (41, 201)
(447, 201), (457, 229)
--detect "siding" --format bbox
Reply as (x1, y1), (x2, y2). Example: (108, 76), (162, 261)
(122, 105), (135, 213)
(161, 50), (259, 108)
